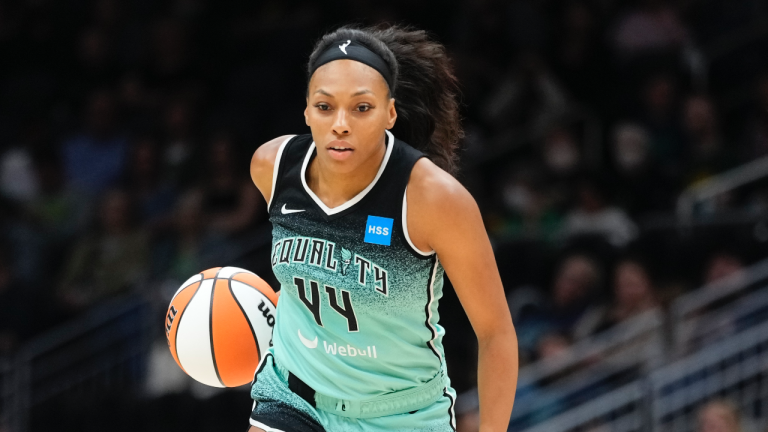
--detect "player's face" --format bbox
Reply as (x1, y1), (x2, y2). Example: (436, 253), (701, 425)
(305, 59), (397, 174)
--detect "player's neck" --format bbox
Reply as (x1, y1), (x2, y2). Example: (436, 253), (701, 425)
(307, 140), (386, 208)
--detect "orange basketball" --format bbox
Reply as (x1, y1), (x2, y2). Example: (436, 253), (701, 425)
(164, 267), (278, 387)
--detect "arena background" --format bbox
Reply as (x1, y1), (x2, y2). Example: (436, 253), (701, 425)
(1, 0), (768, 431)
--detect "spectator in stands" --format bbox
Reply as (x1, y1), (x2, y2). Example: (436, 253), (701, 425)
(512, 254), (604, 358)
(544, 128), (581, 174)
(697, 400), (742, 432)
(610, 0), (689, 57)
(682, 95), (733, 184)
(703, 250), (745, 285)
(0, 249), (28, 354)
(61, 90), (129, 197)
(151, 189), (227, 287)
(0, 146), (38, 203)
(552, 0), (605, 107)
(58, 189), (149, 311)
(548, 254), (604, 340)
(740, 71), (768, 160)
(610, 122), (676, 215)
(536, 331), (571, 361)
(480, 53), (571, 137)
(507, 284), (548, 364)
(683, 250), (748, 353)
(495, 164), (561, 240)
(638, 74), (685, 171)
(16, 151), (89, 286)
(456, 409), (479, 432)
(147, 19), (196, 88)
(118, 72), (158, 132)
(123, 136), (177, 226)
(203, 133), (264, 236)
(542, 128), (583, 183)
(73, 27), (118, 95)
(594, 258), (659, 333)
(162, 97), (201, 187)
(0, 243), (65, 352)
(28, 151), (86, 241)
(0, 148), (48, 285)
(560, 178), (638, 247)
(541, 127), (584, 218)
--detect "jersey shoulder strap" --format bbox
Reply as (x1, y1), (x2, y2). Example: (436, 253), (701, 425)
(269, 134), (313, 211)
(361, 135), (425, 216)
(269, 132), (426, 220)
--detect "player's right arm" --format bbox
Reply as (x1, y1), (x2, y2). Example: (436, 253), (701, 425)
(249, 138), (290, 432)
(250, 136), (293, 307)
(250, 135), (294, 204)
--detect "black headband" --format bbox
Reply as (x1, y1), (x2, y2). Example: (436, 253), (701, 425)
(309, 39), (395, 93)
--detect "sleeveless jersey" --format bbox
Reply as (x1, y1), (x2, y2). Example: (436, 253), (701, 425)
(268, 130), (447, 400)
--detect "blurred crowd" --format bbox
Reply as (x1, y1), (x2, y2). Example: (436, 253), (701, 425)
(1, 0), (768, 415)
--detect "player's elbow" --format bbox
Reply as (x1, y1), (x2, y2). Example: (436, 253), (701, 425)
(476, 314), (517, 347)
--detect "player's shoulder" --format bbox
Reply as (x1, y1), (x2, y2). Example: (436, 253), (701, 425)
(250, 134), (297, 203)
(407, 158), (475, 211)
(252, 135), (295, 169)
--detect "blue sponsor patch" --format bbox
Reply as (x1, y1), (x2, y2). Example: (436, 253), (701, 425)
(364, 216), (394, 246)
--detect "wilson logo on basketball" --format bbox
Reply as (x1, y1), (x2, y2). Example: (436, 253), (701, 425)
(165, 305), (178, 345)
(258, 300), (276, 327)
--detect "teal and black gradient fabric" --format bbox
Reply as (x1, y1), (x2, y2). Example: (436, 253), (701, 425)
(267, 132), (449, 401)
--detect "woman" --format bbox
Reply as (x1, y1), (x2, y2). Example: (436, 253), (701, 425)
(593, 257), (659, 334)
(248, 25), (517, 432)
(697, 400), (742, 432)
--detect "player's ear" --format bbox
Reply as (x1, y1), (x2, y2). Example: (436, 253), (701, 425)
(387, 98), (397, 129)
(304, 102), (309, 126)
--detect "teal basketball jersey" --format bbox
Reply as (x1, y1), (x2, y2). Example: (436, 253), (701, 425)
(268, 131), (448, 400)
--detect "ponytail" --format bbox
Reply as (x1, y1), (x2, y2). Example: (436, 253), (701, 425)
(308, 25), (463, 174)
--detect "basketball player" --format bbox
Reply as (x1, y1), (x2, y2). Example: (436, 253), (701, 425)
(248, 25), (518, 432)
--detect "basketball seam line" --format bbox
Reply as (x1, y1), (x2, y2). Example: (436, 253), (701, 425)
(172, 282), (202, 374)
(169, 274), (202, 305)
(209, 268), (225, 387)
(229, 275), (262, 370)
(232, 271), (277, 307)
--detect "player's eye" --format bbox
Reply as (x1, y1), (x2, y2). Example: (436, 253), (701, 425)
(315, 103), (331, 111)
(357, 104), (373, 112)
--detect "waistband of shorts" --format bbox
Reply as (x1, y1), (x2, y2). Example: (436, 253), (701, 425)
(271, 354), (448, 419)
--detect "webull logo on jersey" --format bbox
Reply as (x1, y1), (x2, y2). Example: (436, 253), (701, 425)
(271, 236), (389, 296)
(324, 341), (378, 358)
(297, 329), (378, 358)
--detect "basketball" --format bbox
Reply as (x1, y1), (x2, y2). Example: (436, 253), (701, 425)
(164, 266), (278, 388)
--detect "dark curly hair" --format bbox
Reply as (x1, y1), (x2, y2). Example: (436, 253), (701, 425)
(308, 25), (463, 175)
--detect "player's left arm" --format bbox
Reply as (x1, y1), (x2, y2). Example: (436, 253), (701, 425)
(407, 158), (518, 432)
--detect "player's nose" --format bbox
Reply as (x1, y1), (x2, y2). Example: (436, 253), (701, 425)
(332, 110), (350, 135)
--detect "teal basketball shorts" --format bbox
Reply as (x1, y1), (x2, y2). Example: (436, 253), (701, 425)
(249, 351), (457, 432)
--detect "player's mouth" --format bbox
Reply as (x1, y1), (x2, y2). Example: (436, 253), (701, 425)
(326, 141), (354, 161)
